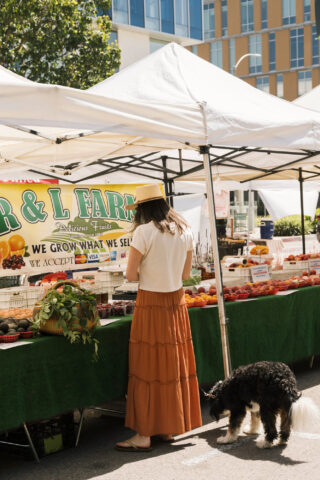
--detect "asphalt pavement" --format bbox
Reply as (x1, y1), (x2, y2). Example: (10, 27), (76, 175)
(1, 358), (320, 480)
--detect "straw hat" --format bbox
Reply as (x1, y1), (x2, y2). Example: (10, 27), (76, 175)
(125, 184), (165, 210)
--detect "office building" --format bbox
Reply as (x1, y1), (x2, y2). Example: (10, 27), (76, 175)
(105, 0), (203, 69)
(193, 0), (319, 100)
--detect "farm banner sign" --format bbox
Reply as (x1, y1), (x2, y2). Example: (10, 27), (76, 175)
(0, 184), (148, 276)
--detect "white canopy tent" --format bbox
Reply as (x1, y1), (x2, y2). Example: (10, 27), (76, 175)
(4, 43), (320, 376)
(2, 43), (320, 180)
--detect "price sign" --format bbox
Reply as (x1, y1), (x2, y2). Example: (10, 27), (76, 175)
(308, 259), (320, 274)
(250, 264), (270, 282)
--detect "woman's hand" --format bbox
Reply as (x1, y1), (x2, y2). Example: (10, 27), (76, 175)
(182, 250), (193, 281)
(126, 246), (143, 282)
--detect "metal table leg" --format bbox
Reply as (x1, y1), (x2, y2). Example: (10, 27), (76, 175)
(23, 423), (40, 463)
(75, 408), (85, 448)
(75, 405), (125, 447)
(309, 355), (315, 368)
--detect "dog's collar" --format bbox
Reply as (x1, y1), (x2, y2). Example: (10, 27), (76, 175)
(200, 387), (217, 399)
(205, 392), (217, 399)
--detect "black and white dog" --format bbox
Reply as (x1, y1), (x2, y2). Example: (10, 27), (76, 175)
(207, 361), (319, 448)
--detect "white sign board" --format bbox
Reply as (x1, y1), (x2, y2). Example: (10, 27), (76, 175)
(250, 264), (270, 282)
(308, 259), (320, 274)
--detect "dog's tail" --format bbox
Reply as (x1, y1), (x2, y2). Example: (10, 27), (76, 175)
(291, 395), (320, 432)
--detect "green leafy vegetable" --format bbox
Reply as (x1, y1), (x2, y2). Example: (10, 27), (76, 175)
(33, 283), (100, 361)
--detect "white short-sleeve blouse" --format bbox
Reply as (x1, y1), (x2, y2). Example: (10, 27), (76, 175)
(130, 221), (193, 292)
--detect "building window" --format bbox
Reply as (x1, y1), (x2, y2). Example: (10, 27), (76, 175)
(191, 45), (198, 54)
(175, 0), (188, 37)
(204, 3), (215, 40)
(229, 38), (235, 73)
(210, 41), (223, 68)
(241, 0), (254, 33)
(150, 38), (168, 53)
(304, 0), (311, 22)
(130, 0), (145, 27)
(290, 28), (304, 68)
(221, 0), (228, 36)
(276, 74), (284, 98)
(269, 32), (276, 71)
(298, 70), (312, 96)
(109, 31), (118, 43)
(249, 34), (262, 73)
(190, 0), (203, 40)
(282, 0), (296, 25)
(256, 76), (269, 93)
(261, 0), (267, 29)
(312, 25), (319, 65)
(113, 0), (129, 24)
(161, 0), (174, 34)
(145, 0), (160, 30)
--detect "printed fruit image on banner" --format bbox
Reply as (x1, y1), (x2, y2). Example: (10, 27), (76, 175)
(0, 184), (161, 276)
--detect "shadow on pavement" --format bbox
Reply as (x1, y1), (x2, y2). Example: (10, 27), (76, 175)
(180, 425), (306, 467)
(1, 362), (318, 479)
(0, 414), (194, 480)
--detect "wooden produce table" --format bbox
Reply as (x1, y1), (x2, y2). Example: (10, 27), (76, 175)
(1, 286), (320, 434)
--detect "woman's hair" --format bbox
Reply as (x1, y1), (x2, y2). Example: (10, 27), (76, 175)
(132, 198), (188, 235)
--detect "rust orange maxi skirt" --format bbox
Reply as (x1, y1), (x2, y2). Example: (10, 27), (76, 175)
(125, 288), (202, 437)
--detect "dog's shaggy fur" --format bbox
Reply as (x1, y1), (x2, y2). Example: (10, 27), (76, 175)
(208, 361), (318, 448)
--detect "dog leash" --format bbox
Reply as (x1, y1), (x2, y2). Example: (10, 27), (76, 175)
(199, 386), (216, 398)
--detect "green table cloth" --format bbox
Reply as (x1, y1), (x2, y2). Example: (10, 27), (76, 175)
(1, 286), (320, 433)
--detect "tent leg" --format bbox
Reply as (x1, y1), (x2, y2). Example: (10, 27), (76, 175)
(299, 168), (306, 254)
(201, 146), (232, 379)
(162, 155), (174, 207)
(168, 180), (174, 207)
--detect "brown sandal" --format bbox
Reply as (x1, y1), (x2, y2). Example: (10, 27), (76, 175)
(115, 439), (153, 452)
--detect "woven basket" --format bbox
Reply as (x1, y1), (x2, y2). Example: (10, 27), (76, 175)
(33, 280), (97, 336)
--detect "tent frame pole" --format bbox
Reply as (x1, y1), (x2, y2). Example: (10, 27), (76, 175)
(299, 168), (306, 254)
(200, 145), (232, 379)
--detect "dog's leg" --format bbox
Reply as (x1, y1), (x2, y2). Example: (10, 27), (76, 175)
(217, 408), (246, 444)
(257, 407), (278, 449)
(278, 408), (291, 445)
(243, 411), (261, 435)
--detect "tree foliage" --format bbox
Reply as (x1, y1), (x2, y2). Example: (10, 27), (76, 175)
(0, 0), (121, 88)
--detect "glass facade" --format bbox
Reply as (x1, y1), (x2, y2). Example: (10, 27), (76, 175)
(161, 0), (174, 34)
(298, 70), (312, 96)
(191, 45), (198, 55)
(261, 0), (267, 29)
(145, 0), (160, 30)
(174, 0), (188, 37)
(204, 3), (215, 40)
(221, 0), (228, 37)
(130, 0), (145, 27)
(210, 41), (223, 68)
(290, 28), (304, 68)
(282, 0), (296, 25)
(256, 76), (269, 93)
(249, 34), (262, 74)
(241, 0), (254, 33)
(229, 38), (235, 73)
(189, 0), (202, 40)
(312, 25), (319, 65)
(109, 31), (118, 43)
(111, 0), (202, 40)
(150, 38), (168, 52)
(113, 0), (129, 24)
(304, 0), (311, 22)
(269, 32), (276, 71)
(276, 74), (284, 98)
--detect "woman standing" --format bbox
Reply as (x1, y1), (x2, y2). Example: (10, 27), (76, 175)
(116, 184), (202, 452)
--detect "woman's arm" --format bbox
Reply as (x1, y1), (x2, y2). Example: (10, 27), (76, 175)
(182, 250), (193, 281)
(126, 246), (143, 282)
